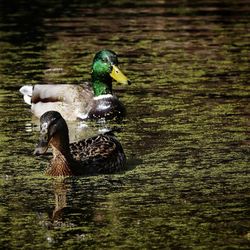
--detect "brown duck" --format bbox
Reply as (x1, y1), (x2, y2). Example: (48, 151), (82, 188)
(34, 111), (126, 176)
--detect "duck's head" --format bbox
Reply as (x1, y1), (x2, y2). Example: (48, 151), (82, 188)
(34, 111), (69, 156)
(91, 50), (131, 96)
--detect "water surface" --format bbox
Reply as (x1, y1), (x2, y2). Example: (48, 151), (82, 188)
(0, 0), (249, 249)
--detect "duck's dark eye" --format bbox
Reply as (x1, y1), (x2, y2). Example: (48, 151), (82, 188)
(42, 134), (48, 141)
(41, 122), (48, 134)
(102, 58), (109, 64)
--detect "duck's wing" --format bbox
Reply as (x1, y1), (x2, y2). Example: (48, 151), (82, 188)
(70, 135), (116, 161)
(20, 83), (94, 120)
(70, 134), (126, 174)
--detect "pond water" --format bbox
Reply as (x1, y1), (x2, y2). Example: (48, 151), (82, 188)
(0, 0), (249, 249)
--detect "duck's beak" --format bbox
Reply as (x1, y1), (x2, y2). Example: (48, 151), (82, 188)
(110, 65), (131, 85)
(34, 135), (49, 156)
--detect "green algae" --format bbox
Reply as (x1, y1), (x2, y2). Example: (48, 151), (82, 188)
(0, 0), (250, 249)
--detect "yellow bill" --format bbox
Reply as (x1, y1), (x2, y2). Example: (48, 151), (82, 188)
(110, 65), (131, 85)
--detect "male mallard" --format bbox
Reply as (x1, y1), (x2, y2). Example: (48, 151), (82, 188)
(34, 111), (126, 176)
(20, 50), (131, 121)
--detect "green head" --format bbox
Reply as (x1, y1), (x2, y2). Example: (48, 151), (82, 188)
(91, 50), (131, 96)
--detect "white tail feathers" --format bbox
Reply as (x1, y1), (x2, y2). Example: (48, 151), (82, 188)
(19, 85), (33, 96)
(19, 85), (33, 105)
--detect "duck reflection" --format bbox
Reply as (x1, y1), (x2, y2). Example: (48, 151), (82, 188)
(46, 177), (110, 228)
(51, 180), (68, 222)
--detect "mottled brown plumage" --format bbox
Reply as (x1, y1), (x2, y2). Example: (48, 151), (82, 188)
(34, 111), (126, 176)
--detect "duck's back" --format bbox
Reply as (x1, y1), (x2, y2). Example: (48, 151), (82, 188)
(69, 134), (126, 174)
(30, 84), (94, 120)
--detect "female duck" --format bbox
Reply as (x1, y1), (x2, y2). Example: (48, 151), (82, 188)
(34, 111), (126, 176)
(20, 50), (131, 121)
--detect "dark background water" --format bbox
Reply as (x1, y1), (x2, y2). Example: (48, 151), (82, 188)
(0, 0), (249, 249)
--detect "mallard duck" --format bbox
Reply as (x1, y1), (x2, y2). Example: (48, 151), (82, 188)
(34, 111), (126, 176)
(20, 50), (131, 121)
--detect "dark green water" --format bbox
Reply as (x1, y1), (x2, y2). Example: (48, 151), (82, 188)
(0, 0), (249, 249)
